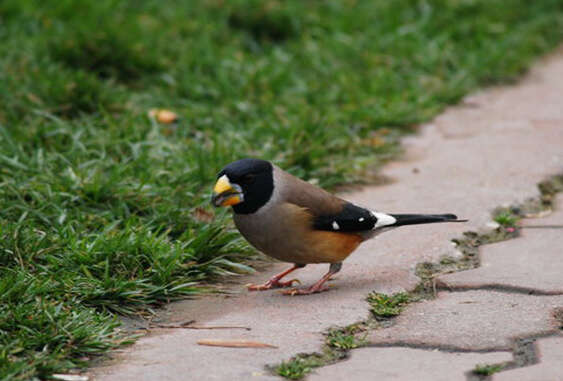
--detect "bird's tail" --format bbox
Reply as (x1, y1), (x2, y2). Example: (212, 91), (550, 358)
(387, 213), (467, 227)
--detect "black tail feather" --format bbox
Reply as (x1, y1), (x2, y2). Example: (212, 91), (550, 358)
(389, 213), (467, 227)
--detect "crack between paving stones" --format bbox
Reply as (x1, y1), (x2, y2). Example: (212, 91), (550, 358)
(436, 284), (563, 296)
(464, 332), (563, 381)
(359, 332), (561, 381)
(364, 342), (509, 353)
(271, 174), (563, 380)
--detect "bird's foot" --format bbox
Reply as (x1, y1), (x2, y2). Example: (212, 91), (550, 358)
(281, 285), (330, 296)
(247, 278), (300, 291)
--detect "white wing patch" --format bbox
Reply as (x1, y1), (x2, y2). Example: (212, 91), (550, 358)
(332, 221), (340, 230)
(371, 211), (397, 228)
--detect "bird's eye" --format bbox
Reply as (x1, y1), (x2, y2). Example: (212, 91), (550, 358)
(241, 174), (256, 184)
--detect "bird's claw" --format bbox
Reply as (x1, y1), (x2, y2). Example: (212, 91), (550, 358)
(281, 285), (330, 296)
(246, 283), (269, 291)
(247, 278), (301, 291)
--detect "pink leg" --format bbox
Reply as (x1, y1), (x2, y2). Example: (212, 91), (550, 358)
(247, 264), (304, 291)
(283, 263), (342, 296)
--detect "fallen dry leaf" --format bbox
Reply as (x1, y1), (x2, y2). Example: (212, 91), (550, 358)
(27, 93), (44, 105)
(365, 136), (385, 148)
(197, 339), (277, 348)
(360, 132), (387, 148)
(148, 108), (178, 124)
(193, 207), (214, 223)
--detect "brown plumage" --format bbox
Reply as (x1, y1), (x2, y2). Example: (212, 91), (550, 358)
(212, 158), (466, 295)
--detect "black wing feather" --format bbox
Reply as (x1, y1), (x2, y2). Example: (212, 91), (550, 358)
(312, 203), (377, 232)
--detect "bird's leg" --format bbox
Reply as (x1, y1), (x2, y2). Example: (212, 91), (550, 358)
(283, 262), (342, 296)
(247, 264), (305, 291)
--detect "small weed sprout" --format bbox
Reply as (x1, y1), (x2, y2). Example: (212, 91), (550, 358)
(473, 363), (505, 376)
(367, 292), (410, 319)
(276, 356), (323, 380)
(493, 212), (519, 228)
(326, 327), (367, 350)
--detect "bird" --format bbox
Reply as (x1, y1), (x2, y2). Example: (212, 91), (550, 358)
(211, 158), (466, 295)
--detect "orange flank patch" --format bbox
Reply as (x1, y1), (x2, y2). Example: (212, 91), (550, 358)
(308, 231), (363, 263)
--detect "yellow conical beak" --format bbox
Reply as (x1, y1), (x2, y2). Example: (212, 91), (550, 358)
(211, 175), (244, 207)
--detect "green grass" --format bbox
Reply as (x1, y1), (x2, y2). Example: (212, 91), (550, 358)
(1, 0), (563, 379)
(493, 211), (519, 228)
(473, 363), (505, 376)
(276, 355), (325, 380)
(326, 326), (367, 350)
(368, 292), (411, 319)
(275, 325), (364, 380)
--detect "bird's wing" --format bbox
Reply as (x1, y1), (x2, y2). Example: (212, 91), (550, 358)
(280, 170), (377, 233)
(310, 202), (378, 232)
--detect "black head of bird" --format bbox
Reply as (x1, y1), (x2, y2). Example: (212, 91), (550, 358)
(211, 158), (275, 214)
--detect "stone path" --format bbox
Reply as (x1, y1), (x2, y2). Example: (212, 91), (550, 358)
(437, 202), (563, 295)
(91, 48), (563, 380)
(366, 290), (562, 351)
(312, 348), (513, 381)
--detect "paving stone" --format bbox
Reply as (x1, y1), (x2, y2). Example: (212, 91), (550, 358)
(437, 195), (563, 295)
(368, 291), (563, 350)
(92, 50), (563, 380)
(310, 347), (512, 381)
(494, 337), (563, 381)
